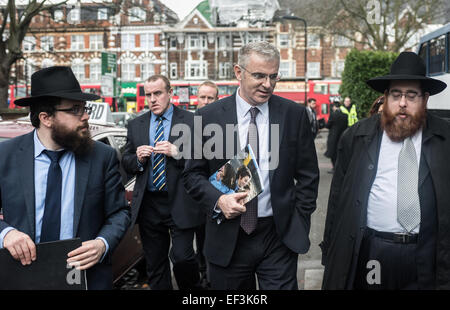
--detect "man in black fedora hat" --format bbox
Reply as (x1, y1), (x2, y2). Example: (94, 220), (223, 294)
(0, 66), (130, 289)
(320, 51), (450, 289)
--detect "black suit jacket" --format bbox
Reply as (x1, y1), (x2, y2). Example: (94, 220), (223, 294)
(122, 105), (204, 229)
(0, 132), (131, 290)
(182, 93), (320, 267)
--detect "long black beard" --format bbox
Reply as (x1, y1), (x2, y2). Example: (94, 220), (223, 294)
(51, 121), (94, 156)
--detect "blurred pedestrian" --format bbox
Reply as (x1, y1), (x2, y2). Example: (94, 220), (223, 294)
(340, 96), (358, 126)
(197, 81), (219, 109)
(324, 100), (348, 172)
(306, 98), (319, 139)
(368, 95), (384, 117)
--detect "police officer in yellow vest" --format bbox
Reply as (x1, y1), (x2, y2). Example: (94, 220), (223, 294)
(340, 97), (358, 126)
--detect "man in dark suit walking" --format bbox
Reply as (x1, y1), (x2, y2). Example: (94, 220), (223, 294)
(122, 75), (204, 290)
(0, 66), (130, 290)
(183, 41), (320, 290)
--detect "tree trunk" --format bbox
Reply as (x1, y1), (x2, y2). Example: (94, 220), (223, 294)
(0, 64), (10, 110)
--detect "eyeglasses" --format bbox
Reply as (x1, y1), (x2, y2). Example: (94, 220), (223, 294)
(55, 105), (92, 116)
(239, 65), (281, 82)
(388, 90), (423, 102)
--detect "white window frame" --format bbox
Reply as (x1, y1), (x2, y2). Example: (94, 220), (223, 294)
(23, 36), (36, 51)
(90, 59), (101, 82)
(89, 34), (103, 50)
(140, 63), (155, 80)
(54, 9), (64, 22)
(40, 36), (54, 52)
(307, 62), (321, 78)
(71, 35), (85, 50)
(188, 34), (206, 50)
(140, 33), (155, 49)
(334, 35), (352, 47)
(307, 34), (320, 48)
(121, 34), (135, 50)
(98, 8), (108, 20)
(278, 34), (290, 48)
(169, 37), (177, 50)
(218, 34), (230, 50)
(68, 8), (80, 24)
(245, 33), (263, 44)
(332, 60), (345, 78)
(72, 59), (85, 81)
(280, 61), (296, 78)
(219, 62), (232, 79)
(121, 62), (136, 81)
(170, 63), (177, 79)
(129, 7), (146, 22)
(185, 60), (207, 79)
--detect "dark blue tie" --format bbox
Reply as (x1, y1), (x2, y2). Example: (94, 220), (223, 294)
(152, 116), (167, 191)
(40, 150), (66, 243)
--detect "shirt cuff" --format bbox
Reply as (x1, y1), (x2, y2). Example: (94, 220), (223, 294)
(96, 237), (109, 262)
(0, 227), (16, 249)
(136, 158), (144, 172)
(212, 202), (223, 224)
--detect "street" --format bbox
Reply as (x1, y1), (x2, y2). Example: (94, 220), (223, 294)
(297, 129), (332, 290)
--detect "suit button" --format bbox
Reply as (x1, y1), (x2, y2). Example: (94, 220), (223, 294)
(368, 164), (374, 170)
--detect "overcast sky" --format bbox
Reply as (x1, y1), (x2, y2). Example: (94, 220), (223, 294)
(160, 0), (204, 20)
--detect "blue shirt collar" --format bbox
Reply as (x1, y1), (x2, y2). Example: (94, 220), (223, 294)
(151, 104), (173, 123)
(34, 129), (66, 159)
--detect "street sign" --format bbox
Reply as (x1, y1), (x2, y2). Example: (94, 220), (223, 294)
(101, 52), (117, 97)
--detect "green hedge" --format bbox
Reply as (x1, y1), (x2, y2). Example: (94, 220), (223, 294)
(340, 49), (399, 118)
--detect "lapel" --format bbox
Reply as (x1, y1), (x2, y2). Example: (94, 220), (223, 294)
(73, 151), (91, 236)
(356, 114), (382, 166)
(169, 105), (183, 144)
(268, 97), (284, 183)
(18, 132), (36, 240)
(221, 94), (240, 157)
(139, 111), (152, 146)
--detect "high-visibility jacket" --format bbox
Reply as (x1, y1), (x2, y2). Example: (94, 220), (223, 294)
(340, 104), (358, 126)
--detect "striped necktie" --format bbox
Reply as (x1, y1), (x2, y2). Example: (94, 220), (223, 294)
(152, 116), (167, 191)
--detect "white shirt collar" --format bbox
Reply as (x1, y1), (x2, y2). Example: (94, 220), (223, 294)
(236, 87), (269, 122)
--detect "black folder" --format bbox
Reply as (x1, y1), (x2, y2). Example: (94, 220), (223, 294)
(0, 238), (87, 290)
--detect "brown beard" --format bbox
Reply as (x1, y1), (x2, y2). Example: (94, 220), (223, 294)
(380, 101), (427, 142)
(51, 120), (93, 156)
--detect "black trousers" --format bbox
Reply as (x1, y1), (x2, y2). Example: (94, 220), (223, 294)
(354, 229), (418, 290)
(138, 191), (200, 290)
(209, 217), (298, 290)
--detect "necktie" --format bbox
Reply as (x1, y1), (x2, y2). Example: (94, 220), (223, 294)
(40, 150), (66, 243)
(397, 137), (421, 233)
(240, 107), (259, 234)
(153, 116), (167, 191)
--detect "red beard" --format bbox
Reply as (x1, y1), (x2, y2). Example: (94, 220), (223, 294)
(380, 102), (427, 142)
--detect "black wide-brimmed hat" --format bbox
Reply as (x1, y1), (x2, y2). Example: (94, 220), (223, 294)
(14, 66), (101, 106)
(366, 51), (447, 96)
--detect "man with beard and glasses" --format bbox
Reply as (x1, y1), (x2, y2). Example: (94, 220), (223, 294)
(320, 52), (450, 290)
(0, 66), (130, 290)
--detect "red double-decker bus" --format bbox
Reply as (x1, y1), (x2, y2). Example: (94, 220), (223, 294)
(136, 80), (239, 112)
(273, 80), (341, 122)
(8, 84), (117, 111)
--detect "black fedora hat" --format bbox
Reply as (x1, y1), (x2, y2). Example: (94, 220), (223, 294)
(14, 66), (101, 106)
(366, 51), (447, 96)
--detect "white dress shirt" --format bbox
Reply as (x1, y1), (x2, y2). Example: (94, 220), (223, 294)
(236, 89), (273, 217)
(367, 129), (422, 233)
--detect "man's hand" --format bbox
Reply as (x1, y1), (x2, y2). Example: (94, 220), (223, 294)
(217, 192), (248, 219)
(153, 141), (179, 158)
(136, 145), (153, 164)
(3, 229), (36, 266)
(67, 239), (106, 270)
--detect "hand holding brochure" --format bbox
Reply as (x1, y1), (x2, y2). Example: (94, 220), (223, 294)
(209, 144), (264, 204)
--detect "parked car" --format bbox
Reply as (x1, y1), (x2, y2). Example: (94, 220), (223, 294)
(111, 112), (137, 128)
(0, 116), (143, 286)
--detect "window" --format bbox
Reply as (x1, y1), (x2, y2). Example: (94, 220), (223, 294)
(307, 34), (320, 48)
(170, 63), (177, 79)
(429, 35), (445, 74)
(245, 33), (263, 44)
(314, 83), (328, 94)
(41, 58), (54, 68)
(121, 34), (135, 49)
(334, 35), (352, 47)
(98, 8), (108, 20)
(307, 62), (320, 78)
(129, 7), (146, 22)
(90, 60), (101, 81)
(121, 62), (136, 81)
(140, 33), (155, 49)
(72, 60), (85, 81)
(54, 10), (64, 22)
(329, 84), (341, 95)
(23, 36), (36, 51)
(185, 61), (207, 79)
(68, 8), (80, 23)
(332, 60), (345, 78)
(40, 36), (54, 52)
(278, 34), (290, 48)
(141, 63), (155, 80)
(89, 34), (103, 50)
(279, 61), (296, 78)
(71, 35), (85, 50)
(218, 34), (230, 50)
(188, 35), (207, 49)
(169, 37), (177, 49)
(219, 62), (232, 79)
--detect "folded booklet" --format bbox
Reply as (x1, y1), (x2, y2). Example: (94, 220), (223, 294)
(209, 144), (264, 204)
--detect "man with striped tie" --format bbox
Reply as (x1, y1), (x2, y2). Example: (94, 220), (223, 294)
(122, 75), (204, 290)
